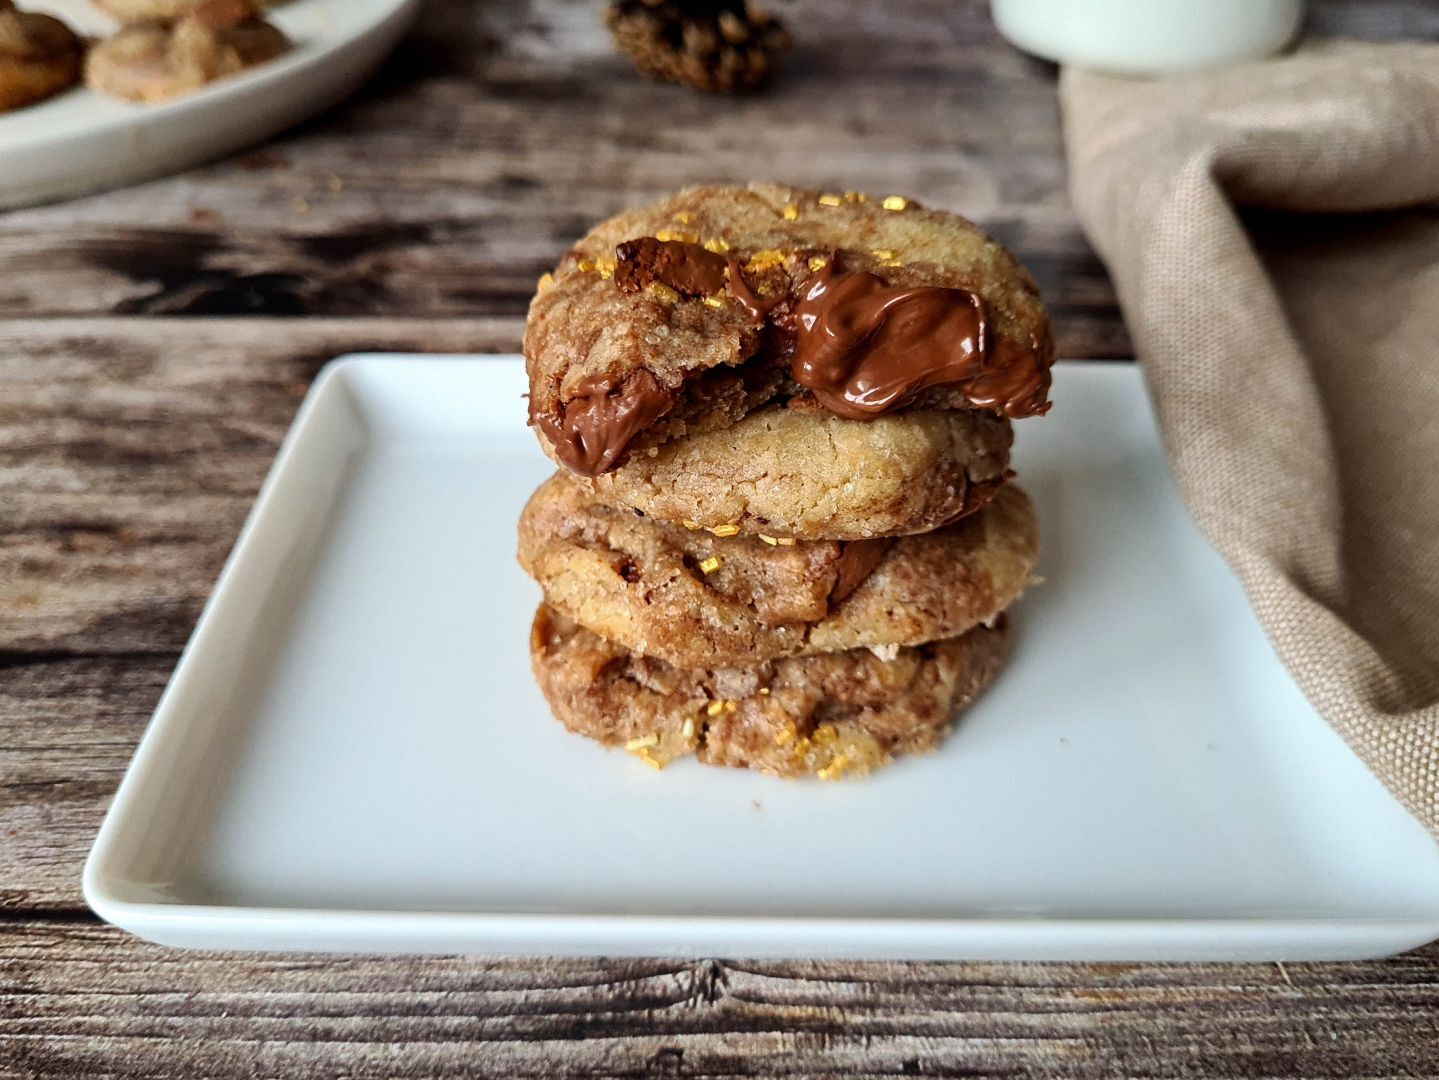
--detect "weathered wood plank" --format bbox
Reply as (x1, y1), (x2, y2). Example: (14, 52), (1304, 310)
(1, 919), (1437, 1079)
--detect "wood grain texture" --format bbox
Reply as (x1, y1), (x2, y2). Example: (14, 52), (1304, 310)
(4, 0), (1439, 1075)
(3, 919), (1438, 1079)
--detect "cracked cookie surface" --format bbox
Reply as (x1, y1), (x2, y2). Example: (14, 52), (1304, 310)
(530, 604), (1009, 778)
(519, 472), (1037, 668)
(568, 400), (1014, 540)
(525, 182), (1054, 476)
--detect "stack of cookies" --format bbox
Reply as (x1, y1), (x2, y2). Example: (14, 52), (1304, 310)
(518, 184), (1054, 779)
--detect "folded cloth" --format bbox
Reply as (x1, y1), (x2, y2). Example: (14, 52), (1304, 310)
(1061, 41), (1439, 835)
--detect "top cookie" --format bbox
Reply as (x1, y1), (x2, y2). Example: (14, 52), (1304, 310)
(525, 183), (1054, 476)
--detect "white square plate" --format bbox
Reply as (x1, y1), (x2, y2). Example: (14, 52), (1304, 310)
(84, 356), (1439, 960)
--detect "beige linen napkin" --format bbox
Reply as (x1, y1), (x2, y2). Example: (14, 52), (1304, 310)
(1061, 41), (1439, 835)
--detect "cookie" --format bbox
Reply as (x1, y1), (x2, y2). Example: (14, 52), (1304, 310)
(85, 0), (288, 103)
(519, 471), (1036, 668)
(562, 400), (1012, 541)
(92, 0), (282, 21)
(0, 1), (82, 112)
(525, 183), (1054, 476)
(530, 604), (1009, 778)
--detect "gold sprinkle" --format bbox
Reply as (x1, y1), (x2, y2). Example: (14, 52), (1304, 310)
(807, 256), (829, 272)
(813, 723), (839, 746)
(709, 524), (740, 537)
(844, 191), (867, 203)
(724, 700), (737, 713)
(655, 228), (699, 244)
(698, 555), (723, 574)
(537, 272), (555, 291)
(747, 249), (786, 271)
(576, 258), (594, 273)
(702, 296), (725, 308)
(681, 520), (700, 530)
(595, 258), (617, 279)
(647, 282), (680, 303)
(674, 212), (693, 224)
(817, 193), (843, 207)
(706, 700), (728, 717)
(637, 749), (664, 770)
(775, 727), (794, 746)
(758, 534), (779, 546)
(625, 734), (659, 750)
(882, 195), (909, 212)
(703, 237), (731, 253)
(872, 249), (896, 260)
(682, 717), (695, 739)
(818, 754), (852, 781)
(781, 203), (799, 220)
(879, 258), (904, 268)
(758, 687), (771, 696)
(775, 537), (797, 547)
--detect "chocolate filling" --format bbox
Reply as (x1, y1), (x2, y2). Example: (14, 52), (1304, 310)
(534, 369), (673, 477)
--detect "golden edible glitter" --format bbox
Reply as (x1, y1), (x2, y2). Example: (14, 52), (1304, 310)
(781, 203), (799, 220)
(673, 212), (693, 224)
(575, 258), (594, 272)
(817, 193), (843, 207)
(681, 520), (701, 530)
(775, 537), (796, 547)
(879, 258), (904, 268)
(709, 524), (740, 537)
(625, 733), (660, 750)
(595, 257), (617, 279)
(747, 249), (786, 272)
(817, 753), (851, 781)
(758, 534), (779, 546)
(682, 717), (695, 739)
(702, 296), (725, 308)
(647, 282), (680, 303)
(882, 195), (910, 211)
(872, 249), (896, 260)
(813, 723), (839, 746)
(775, 727), (794, 746)
(844, 191), (867, 203)
(537, 273), (555, 291)
(758, 687), (771, 696)
(703, 237), (731, 253)
(637, 748), (664, 770)
(699, 556), (722, 574)
(706, 700), (727, 717)
(655, 228), (699, 244)
(807, 256), (829, 272)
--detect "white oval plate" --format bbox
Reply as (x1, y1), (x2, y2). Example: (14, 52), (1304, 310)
(0, 0), (419, 209)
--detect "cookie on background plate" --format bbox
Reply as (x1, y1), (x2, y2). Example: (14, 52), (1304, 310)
(519, 472), (1037, 668)
(92, 0), (284, 20)
(0, 0), (83, 112)
(525, 182), (1054, 478)
(530, 605), (1010, 779)
(85, 0), (288, 103)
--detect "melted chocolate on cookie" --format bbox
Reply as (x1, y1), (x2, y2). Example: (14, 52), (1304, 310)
(535, 369), (673, 476)
(790, 263), (1049, 421)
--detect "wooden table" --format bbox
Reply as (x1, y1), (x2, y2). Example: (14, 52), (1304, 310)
(4, 1), (1438, 1075)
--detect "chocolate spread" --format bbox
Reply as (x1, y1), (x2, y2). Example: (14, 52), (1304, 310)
(828, 538), (894, 605)
(535, 369), (672, 476)
(791, 263), (1049, 420)
(614, 238), (728, 297)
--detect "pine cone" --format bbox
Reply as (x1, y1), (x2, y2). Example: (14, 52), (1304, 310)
(605, 0), (792, 94)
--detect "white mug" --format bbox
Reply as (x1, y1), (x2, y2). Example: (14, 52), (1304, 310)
(991, 0), (1306, 75)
